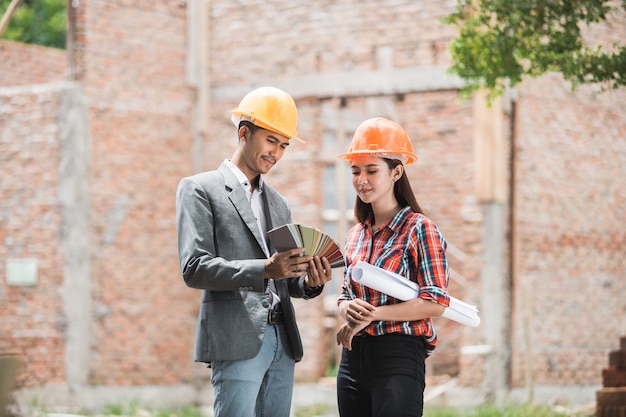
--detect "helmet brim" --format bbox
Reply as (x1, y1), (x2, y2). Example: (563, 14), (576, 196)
(337, 150), (417, 165)
(231, 113), (305, 143)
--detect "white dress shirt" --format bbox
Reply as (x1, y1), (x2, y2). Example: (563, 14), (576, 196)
(224, 159), (280, 306)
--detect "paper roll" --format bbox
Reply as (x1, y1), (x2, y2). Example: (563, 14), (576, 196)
(352, 261), (419, 300)
(351, 261), (480, 327)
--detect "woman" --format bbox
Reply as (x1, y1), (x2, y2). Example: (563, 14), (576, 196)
(336, 117), (451, 417)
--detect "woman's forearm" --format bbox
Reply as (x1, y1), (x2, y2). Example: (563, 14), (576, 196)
(373, 298), (445, 322)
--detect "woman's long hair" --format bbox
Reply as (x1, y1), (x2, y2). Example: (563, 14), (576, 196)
(354, 158), (423, 223)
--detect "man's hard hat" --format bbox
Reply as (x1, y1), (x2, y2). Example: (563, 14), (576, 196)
(231, 86), (304, 143)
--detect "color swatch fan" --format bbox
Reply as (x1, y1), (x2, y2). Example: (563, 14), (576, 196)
(267, 224), (345, 269)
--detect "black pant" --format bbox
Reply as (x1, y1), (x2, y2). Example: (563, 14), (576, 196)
(336, 333), (426, 417)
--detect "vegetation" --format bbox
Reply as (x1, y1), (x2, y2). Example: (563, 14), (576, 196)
(101, 403), (205, 417)
(0, 0), (66, 49)
(443, 0), (626, 100)
(424, 403), (594, 417)
(5, 400), (596, 417)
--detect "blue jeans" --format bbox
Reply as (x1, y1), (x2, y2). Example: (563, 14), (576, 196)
(210, 322), (295, 417)
(336, 333), (427, 417)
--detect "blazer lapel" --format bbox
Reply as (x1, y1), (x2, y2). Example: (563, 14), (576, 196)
(219, 164), (267, 256)
(262, 189), (279, 255)
(262, 187), (292, 296)
(263, 186), (291, 250)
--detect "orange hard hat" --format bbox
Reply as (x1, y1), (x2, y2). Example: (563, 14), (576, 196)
(338, 117), (418, 164)
(231, 86), (304, 143)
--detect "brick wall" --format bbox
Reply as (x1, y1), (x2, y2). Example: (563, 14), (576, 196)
(77, 1), (195, 386)
(1, 0), (625, 404)
(0, 40), (66, 86)
(200, 0), (474, 382)
(208, 1), (455, 85)
(0, 85), (67, 387)
(511, 74), (626, 387)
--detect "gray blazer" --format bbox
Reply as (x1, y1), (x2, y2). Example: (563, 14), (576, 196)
(176, 163), (321, 363)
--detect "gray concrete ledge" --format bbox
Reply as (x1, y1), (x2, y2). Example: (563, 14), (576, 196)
(212, 65), (464, 102)
(12, 381), (600, 415)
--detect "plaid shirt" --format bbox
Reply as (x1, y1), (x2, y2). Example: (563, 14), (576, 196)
(338, 206), (450, 356)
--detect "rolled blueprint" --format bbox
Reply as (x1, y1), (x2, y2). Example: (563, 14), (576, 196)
(351, 261), (480, 327)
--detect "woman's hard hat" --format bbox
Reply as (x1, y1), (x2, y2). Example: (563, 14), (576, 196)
(231, 86), (304, 143)
(338, 117), (418, 164)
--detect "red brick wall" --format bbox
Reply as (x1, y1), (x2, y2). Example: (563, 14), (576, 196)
(0, 40), (66, 86)
(201, 0), (473, 381)
(0, 0), (504, 388)
(511, 74), (626, 386)
(77, 1), (195, 385)
(1, 0), (625, 398)
(0, 87), (66, 387)
(186, 0), (480, 380)
(208, 1), (455, 85)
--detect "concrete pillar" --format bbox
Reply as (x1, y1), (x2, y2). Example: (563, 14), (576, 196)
(187, 0), (211, 173)
(473, 91), (511, 402)
(479, 202), (510, 403)
(58, 85), (92, 391)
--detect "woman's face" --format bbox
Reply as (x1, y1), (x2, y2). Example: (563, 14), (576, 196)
(350, 154), (398, 205)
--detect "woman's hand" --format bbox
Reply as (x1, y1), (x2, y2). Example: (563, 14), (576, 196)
(336, 299), (376, 350)
(336, 320), (370, 350)
(339, 298), (376, 324)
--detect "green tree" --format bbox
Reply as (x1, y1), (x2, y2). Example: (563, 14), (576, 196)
(443, 0), (626, 100)
(1, 0), (66, 49)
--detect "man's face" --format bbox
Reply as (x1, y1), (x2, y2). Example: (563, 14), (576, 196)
(239, 125), (290, 177)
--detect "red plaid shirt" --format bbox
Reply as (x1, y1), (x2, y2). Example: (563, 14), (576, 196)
(338, 206), (450, 356)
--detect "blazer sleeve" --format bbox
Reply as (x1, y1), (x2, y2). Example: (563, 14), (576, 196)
(175, 174), (266, 292)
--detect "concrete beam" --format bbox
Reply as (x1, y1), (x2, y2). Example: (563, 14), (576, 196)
(212, 65), (464, 102)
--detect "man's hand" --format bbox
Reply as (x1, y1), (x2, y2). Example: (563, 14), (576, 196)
(264, 248), (312, 280)
(304, 256), (333, 289)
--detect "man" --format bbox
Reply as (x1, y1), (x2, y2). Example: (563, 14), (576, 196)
(176, 86), (333, 417)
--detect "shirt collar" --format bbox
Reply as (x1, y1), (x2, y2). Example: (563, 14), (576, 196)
(365, 206), (412, 231)
(387, 206), (412, 230)
(224, 159), (264, 192)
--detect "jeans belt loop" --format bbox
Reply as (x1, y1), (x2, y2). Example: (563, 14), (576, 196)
(268, 308), (283, 325)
